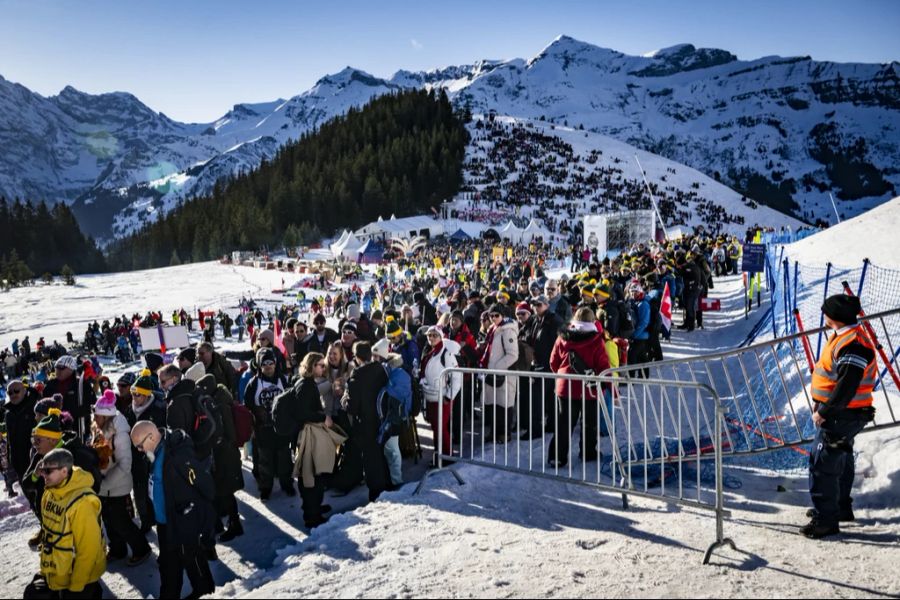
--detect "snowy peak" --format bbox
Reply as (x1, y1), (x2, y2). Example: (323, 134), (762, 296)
(526, 34), (624, 69)
(312, 67), (395, 92)
(631, 43), (737, 76)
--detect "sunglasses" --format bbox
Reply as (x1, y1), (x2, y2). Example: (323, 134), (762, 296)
(261, 360), (276, 366)
(135, 432), (153, 452)
(489, 314), (502, 319)
(342, 330), (356, 335)
(38, 466), (63, 476)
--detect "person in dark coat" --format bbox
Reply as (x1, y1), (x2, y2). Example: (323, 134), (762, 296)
(677, 254), (703, 332)
(304, 313), (340, 356)
(414, 292), (438, 327)
(42, 355), (96, 440)
(131, 423), (216, 600)
(273, 352), (333, 528)
(244, 349), (293, 500)
(463, 291), (487, 337)
(345, 342), (389, 502)
(158, 365), (209, 460)
(197, 342), (238, 395)
(3, 381), (38, 484)
(196, 374), (245, 542)
(123, 374), (167, 533)
(521, 295), (564, 439)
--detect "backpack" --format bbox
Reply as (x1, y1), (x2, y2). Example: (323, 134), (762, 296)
(498, 333), (532, 372)
(409, 376), (424, 418)
(190, 392), (223, 451)
(376, 389), (407, 445)
(231, 403), (254, 447)
(617, 300), (636, 340)
(647, 294), (662, 337)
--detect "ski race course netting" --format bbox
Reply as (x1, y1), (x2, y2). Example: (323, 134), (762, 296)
(601, 236), (900, 485)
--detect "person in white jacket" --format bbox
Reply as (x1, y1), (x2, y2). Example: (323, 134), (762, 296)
(481, 311), (519, 443)
(419, 327), (463, 462)
(91, 390), (152, 566)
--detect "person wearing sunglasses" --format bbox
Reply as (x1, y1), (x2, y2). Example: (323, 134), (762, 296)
(23, 448), (105, 600)
(22, 409), (103, 549)
(130, 421), (216, 600)
(4, 380), (38, 490)
(244, 348), (293, 501)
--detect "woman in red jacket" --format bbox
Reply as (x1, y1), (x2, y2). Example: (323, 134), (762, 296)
(548, 307), (610, 468)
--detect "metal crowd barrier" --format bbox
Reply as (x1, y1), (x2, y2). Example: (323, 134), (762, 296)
(603, 307), (900, 457)
(415, 367), (737, 564)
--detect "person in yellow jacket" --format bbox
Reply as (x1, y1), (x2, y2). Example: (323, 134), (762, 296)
(24, 448), (105, 599)
(802, 294), (876, 539)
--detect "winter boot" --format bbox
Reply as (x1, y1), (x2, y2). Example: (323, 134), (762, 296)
(799, 519), (839, 539)
(219, 518), (244, 543)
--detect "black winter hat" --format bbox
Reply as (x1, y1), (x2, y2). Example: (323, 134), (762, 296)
(822, 294), (861, 325)
(177, 347), (196, 363)
(144, 352), (164, 372)
(413, 292), (426, 304)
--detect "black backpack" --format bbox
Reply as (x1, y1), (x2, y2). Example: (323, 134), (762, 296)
(190, 392), (223, 451)
(617, 300), (636, 340)
(647, 294), (662, 337)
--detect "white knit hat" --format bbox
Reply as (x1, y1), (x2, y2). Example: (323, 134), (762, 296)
(372, 338), (390, 360)
(55, 355), (78, 371)
(184, 361), (207, 383)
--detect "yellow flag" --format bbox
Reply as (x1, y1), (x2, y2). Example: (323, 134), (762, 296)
(507, 248), (513, 261)
(433, 257), (443, 270)
(473, 249), (480, 266)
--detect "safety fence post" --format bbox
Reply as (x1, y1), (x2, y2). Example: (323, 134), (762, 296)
(816, 262), (832, 361)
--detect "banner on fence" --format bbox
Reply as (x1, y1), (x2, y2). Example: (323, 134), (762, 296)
(741, 244), (766, 273)
(139, 326), (189, 352)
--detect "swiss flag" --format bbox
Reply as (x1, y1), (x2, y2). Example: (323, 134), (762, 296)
(660, 282), (673, 338)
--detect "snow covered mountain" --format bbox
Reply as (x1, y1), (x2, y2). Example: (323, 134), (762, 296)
(1, 36), (897, 240)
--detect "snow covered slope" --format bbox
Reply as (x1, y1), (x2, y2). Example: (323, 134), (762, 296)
(785, 195), (900, 267)
(2, 36), (897, 240)
(461, 115), (802, 234)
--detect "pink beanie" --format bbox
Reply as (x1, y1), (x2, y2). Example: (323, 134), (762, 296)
(93, 389), (118, 417)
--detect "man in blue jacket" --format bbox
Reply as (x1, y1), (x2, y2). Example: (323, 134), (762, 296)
(131, 421), (216, 600)
(627, 283), (651, 378)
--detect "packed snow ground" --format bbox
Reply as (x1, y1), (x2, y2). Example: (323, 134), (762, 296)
(2, 258), (899, 597)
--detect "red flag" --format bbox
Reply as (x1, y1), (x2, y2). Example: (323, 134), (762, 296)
(660, 282), (673, 336)
(273, 318), (286, 354)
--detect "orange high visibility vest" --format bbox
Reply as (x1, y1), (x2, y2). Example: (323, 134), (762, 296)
(811, 326), (877, 409)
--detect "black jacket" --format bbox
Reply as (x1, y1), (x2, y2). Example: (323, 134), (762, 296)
(161, 429), (216, 548)
(43, 375), (96, 435)
(346, 361), (388, 441)
(417, 301), (438, 327)
(303, 329), (339, 356)
(678, 261), (703, 294)
(165, 379), (198, 436)
(3, 388), (38, 481)
(463, 301), (486, 336)
(273, 377), (326, 441)
(528, 311), (564, 369)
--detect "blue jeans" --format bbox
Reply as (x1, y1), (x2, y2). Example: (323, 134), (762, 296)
(383, 436), (403, 486)
(808, 418), (867, 525)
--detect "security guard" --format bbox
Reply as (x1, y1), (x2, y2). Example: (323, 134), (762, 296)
(802, 294), (876, 538)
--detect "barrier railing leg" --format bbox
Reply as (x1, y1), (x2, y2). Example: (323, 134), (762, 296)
(703, 405), (737, 565)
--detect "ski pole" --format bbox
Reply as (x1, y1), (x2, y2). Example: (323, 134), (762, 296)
(841, 281), (900, 390)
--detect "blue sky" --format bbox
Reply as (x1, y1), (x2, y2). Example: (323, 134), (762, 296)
(1, 0), (897, 122)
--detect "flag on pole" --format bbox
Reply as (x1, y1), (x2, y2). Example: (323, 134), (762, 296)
(273, 318), (286, 354)
(156, 323), (167, 354)
(660, 282), (673, 338)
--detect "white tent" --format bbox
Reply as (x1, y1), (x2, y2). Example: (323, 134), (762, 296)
(330, 231), (364, 259)
(521, 218), (552, 242)
(499, 220), (524, 243)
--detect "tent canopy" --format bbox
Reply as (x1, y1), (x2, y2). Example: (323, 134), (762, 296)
(449, 228), (472, 241)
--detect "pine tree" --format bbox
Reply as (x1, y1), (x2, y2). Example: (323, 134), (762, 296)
(61, 264), (75, 286)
